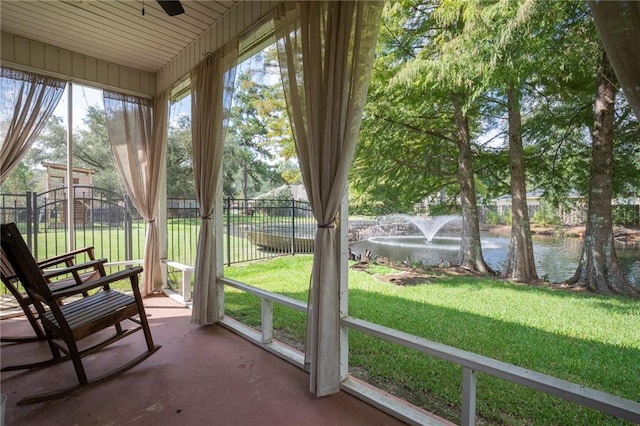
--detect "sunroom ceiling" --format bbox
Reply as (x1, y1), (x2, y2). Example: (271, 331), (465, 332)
(0, 0), (238, 74)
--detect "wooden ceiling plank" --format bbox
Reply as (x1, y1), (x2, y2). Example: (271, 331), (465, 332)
(0, 0), (238, 74)
(103, 1), (204, 42)
(2, 5), (180, 58)
(1, 11), (168, 72)
(183, 1), (224, 21)
(209, 1), (239, 16)
(1, 7), (176, 66)
(39, 1), (194, 50)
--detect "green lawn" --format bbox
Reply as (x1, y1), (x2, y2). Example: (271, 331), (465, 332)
(224, 255), (640, 425)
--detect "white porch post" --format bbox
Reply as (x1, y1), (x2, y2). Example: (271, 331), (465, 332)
(215, 169), (225, 319)
(339, 188), (349, 381)
(66, 82), (75, 251)
(159, 141), (168, 289)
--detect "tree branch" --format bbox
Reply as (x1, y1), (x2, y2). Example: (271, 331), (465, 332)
(373, 114), (457, 145)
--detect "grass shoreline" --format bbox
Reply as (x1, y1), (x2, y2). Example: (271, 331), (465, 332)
(224, 255), (640, 425)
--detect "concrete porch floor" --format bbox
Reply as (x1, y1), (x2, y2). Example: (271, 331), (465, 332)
(0, 295), (409, 426)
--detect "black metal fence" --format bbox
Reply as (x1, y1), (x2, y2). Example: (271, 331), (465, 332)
(163, 197), (313, 296)
(1, 189), (314, 270)
(4, 187), (639, 271)
(225, 197), (314, 265)
(166, 197), (315, 267)
(0, 187), (144, 263)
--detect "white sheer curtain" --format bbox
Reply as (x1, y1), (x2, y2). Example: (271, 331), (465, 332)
(190, 41), (238, 325)
(274, 1), (383, 396)
(103, 90), (169, 296)
(589, 1), (640, 120)
(0, 67), (66, 184)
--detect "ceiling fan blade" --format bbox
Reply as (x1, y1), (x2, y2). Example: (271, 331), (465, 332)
(156, 0), (184, 16)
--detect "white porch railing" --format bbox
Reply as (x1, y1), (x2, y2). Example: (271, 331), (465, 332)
(166, 277), (640, 426)
(162, 260), (194, 302)
(341, 317), (640, 425)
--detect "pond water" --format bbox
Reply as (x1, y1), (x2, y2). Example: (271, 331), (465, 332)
(349, 232), (640, 287)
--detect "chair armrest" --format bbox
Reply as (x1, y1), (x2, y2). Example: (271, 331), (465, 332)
(52, 266), (144, 299)
(37, 247), (96, 269)
(42, 258), (107, 281)
(37, 254), (75, 270)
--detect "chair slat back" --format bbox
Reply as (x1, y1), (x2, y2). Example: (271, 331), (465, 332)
(0, 223), (54, 300)
(1, 247), (26, 298)
(1, 247), (17, 281)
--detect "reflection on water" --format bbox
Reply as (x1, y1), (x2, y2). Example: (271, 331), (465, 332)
(349, 232), (640, 286)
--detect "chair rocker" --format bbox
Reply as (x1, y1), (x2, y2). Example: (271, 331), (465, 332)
(1, 222), (161, 405)
(1, 246), (107, 344)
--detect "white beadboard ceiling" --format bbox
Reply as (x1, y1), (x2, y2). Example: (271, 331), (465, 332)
(0, 0), (238, 74)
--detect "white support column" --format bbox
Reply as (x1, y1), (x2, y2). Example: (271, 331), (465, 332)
(462, 367), (477, 426)
(339, 188), (349, 380)
(159, 134), (168, 290)
(66, 82), (75, 251)
(214, 170), (225, 320)
(182, 267), (193, 301)
(261, 299), (273, 344)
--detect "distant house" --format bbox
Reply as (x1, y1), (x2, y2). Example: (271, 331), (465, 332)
(42, 163), (95, 227)
(256, 184), (309, 202)
(494, 190), (640, 226)
(43, 162), (94, 190)
(614, 196), (640, 206)
(494, 190), (586, 224)
(167, 198), (199, 218)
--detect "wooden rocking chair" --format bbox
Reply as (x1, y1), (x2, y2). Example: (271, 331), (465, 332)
(1, 246), (107, 343)
(0, 222), (161, 405)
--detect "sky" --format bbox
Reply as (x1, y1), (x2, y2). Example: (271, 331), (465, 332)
(54, 83), (104, 132)
(55, 44), (275, 133)
(55, 81), (193, 132)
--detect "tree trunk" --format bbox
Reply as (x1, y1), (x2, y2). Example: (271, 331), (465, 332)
(568, 51), (638, 296)
(242, 157), (248, 201)
(453, 97), (494, 274)
(502, 87), (538, 282)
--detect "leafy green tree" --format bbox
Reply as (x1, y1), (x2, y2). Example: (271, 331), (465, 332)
(0, 162), (38, 194)
(498, 1), (639, 290)
(226, 71), (281, 199)
(27, 115), (68, 168)
(353, 0), (494, 273)
(351, 1), (459, 215)
(352, 67), (459, 215)
(431, 0), (543, 280)
(254, 48), (300, 185)
(166, 114), (195, 198)
(568, 51), (638, 296)
(521, 3), (598, 207)
(73, 105), (121, 195)
(0, 114), (67, 194)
